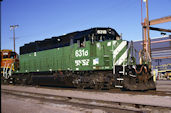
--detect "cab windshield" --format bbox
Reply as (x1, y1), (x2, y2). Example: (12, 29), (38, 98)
(2, 52), (17, 59)
(3, 55), (9, 59)
(10, 52), (16, 58)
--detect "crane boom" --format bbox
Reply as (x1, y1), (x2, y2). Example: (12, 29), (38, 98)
(149, 16), (171, 26)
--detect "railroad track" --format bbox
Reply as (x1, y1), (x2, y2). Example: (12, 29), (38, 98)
(2, 88), (171, 113)
(3, 83), (171, 97)
(35, 85), (171, 97)
(3, 80), (171, 96)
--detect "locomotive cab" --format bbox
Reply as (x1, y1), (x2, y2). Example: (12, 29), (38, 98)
(1, 50), (19, 79)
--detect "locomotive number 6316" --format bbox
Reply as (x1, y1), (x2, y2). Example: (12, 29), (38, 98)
(75, 49), (88, 57)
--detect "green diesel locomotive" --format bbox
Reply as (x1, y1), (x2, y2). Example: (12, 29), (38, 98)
(6, 27), (156, 90)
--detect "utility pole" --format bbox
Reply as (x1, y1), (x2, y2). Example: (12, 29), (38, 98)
(10, 25), (19, 52)
(142, 0), (151, 68)
(0, 0), (2, 51)
(145, 0), (151, 69)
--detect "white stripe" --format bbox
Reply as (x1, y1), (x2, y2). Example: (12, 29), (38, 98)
(114, 49), (128, 65)
(112, 41), (117, 45)
(113, 41), (127, 59)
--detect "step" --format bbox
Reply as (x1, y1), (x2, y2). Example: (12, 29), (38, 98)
(119, 71), (124, 74)
(117, 78), (124, 81)
(115, 85), (123, 88)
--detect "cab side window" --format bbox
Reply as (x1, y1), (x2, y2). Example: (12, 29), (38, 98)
(10, 52), (16, 59)
(77, 37), (86, 48)
(3, 55), (9, 59)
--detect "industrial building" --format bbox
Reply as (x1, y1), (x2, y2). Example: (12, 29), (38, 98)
(134, 35), (171, 80)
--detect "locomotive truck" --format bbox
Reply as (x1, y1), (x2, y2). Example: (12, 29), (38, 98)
(3, 27), (156, 90)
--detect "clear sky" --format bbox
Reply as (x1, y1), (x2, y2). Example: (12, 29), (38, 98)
(1, 0), (171, 54)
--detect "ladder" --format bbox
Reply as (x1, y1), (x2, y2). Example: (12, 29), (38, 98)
(114, 64), (126, 88)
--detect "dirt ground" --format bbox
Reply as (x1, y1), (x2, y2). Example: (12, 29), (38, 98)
(1, 93), (106, 113)
(156, 80), (171, 92)
(1, 80), (171, 113)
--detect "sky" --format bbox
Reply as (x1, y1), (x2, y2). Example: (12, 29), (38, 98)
(1, 0), (171, 54)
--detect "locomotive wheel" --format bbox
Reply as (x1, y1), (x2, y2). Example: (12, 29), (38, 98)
(105, 84), (111, 90)
(94, 83), (103, 90)
(27, 77), (33, 85)
(94, 84), (99, 90)
(21, 78), (27, 85)
(2, 78), (9, 84)
(77, 84), (85, 89)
